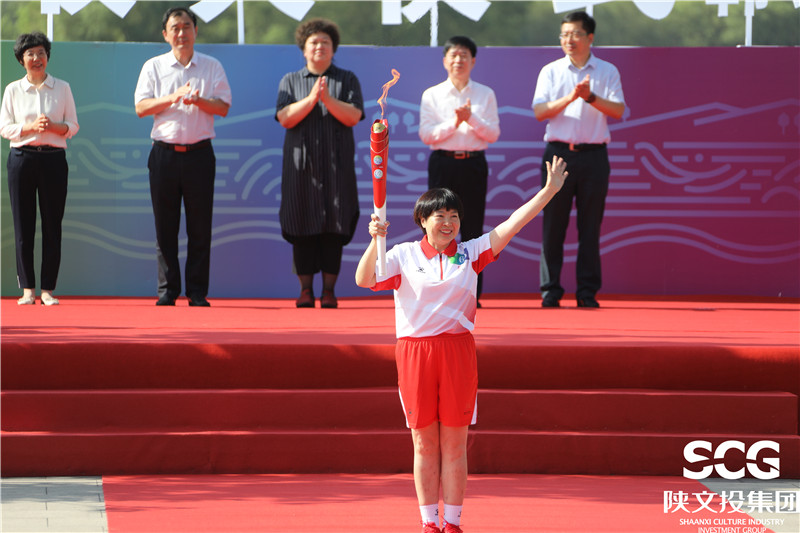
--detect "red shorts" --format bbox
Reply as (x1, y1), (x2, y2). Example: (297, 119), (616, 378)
(395, 332), (478, 429)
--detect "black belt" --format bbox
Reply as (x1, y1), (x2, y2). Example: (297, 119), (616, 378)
(17, 145), (64, 153)
(434, 149), (485, 160)
(549, 141), (606, 152)
(154, 139), (212, 153)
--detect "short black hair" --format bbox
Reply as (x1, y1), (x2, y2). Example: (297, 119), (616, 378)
(443, 36), (477, 58)
(14, 32), (51, 65)
(562, 11), (595, 35)
(295, 18), (340, 53)
(162, 7), (198, 31)
(413, 188), (464, 233)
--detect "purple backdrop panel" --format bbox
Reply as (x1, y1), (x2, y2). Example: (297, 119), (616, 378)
(344, 46), (800, 298)
(1, 44), (796, 298)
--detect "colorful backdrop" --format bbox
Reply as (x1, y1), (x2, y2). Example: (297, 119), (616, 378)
(1, 43), (798, 298)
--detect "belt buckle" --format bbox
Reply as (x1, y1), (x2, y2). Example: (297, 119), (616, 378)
(454, 151), (467, 159)
(569, 143), (578, 152)
(174, 144), (188, 153)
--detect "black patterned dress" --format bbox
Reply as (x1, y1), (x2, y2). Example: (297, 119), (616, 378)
(275, 64), (365, 246)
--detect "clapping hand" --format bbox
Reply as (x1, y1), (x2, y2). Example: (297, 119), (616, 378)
(455, 98), (472, 126)
(572, 74), (591, 102)
(170, 82), (193, 104)
(182, 88), (201, 106)
(311, 76), (329, 104)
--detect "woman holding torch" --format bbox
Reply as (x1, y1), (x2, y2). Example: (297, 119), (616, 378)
(276, 18), (365, 309)
(356, 156), (568, 533)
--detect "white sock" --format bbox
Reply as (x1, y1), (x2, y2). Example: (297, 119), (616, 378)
(443, 504), (462, 526)
(420, 504), (439, 525)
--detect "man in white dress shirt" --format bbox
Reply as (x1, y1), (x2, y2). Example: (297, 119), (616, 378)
(532, 11), (625, 308)
(419, 36), (500, 300)
(134, 6), (231, 307)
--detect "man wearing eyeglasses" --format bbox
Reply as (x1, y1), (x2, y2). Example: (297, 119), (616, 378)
(419, 36), (501, 304)
(532, 11), (625, 309)
(134, 6), (231, 307)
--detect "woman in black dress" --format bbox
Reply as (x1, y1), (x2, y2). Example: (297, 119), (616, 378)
(275, 18), (365, 308)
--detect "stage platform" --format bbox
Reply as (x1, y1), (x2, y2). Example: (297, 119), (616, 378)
(3, 293), (799, 348)
(2, 295), (799, 478)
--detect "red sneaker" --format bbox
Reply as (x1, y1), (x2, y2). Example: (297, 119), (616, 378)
(421, 521), (442, 533)
(442, 522), (463, 533)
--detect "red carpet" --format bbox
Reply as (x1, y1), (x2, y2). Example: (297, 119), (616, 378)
(2, 294), (798, 347)
(102, 474), (776, 533)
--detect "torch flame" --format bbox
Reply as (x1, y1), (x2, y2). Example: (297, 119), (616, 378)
(378, 69), (401, 119)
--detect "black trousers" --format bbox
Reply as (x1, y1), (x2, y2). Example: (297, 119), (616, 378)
(291, 233), (345, 276)
(7, 147), (68, 291)
(540, 143), (610, 301)
(427, 151), (488, 296)
(148, 142), (215, 300)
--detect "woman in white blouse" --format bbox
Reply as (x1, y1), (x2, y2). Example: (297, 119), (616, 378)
(0, 32), (79, 306)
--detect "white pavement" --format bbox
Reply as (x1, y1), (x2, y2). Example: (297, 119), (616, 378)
(1, 477), (107, 533)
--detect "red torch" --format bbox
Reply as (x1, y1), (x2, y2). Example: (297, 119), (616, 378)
(371, 69), (400, 276)
(370, 119), (389, 275)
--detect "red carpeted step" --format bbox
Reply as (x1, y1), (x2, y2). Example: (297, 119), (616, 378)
(468, 431), (800, 477)
(4, 342), (799, 395)
(478, 389), (798, 434)
(3, 388), (796, 435)
(0, 388), (406, 432)
(2, 429), (797, 477)
(0, 343), (400, 391)
(0, 429), (411, 476)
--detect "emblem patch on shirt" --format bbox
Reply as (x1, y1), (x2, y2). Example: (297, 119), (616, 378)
(449, 251), (468, 265)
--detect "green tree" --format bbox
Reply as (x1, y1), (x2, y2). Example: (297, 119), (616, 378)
(1, 1), (798, 47)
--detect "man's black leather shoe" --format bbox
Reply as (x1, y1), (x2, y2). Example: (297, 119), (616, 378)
(577, 297), (600, 308)
(188, 296), (211, 307)
(155, 295), (176, 306)
(542, 295), (560, 308)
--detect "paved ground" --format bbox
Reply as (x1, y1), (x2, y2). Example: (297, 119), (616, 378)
(1, 476), (797, 532)
(700, 478), (799, 533)
(1, 477), (107, 532)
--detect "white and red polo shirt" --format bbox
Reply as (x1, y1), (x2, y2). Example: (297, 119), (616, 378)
(373, 233), (497, 338)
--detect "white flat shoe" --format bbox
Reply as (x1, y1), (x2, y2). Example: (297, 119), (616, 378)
(17, 295), (35, 305)
(40, 293), (59, 306)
